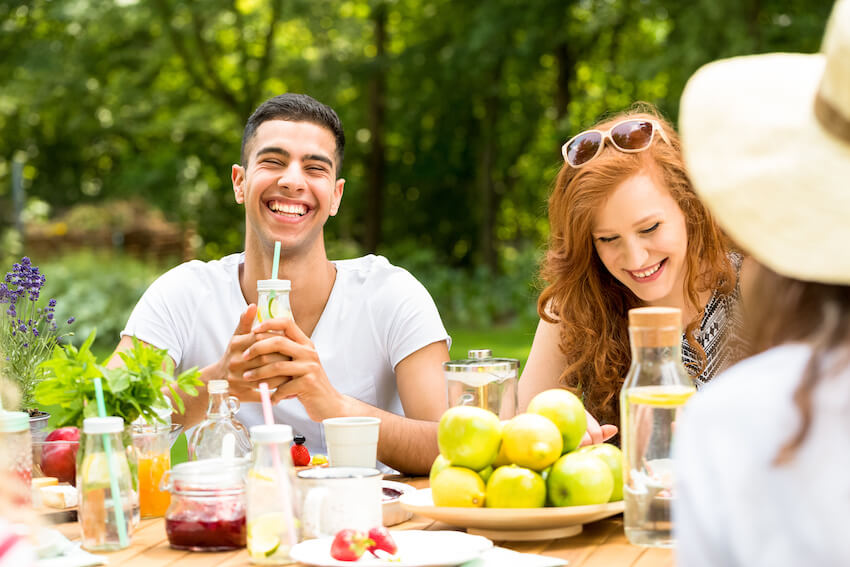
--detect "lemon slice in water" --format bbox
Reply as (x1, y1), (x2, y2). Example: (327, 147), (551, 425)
(247, 512), (288, 558)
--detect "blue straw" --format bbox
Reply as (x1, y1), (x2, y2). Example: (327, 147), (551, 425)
(93, 378), (129, 548)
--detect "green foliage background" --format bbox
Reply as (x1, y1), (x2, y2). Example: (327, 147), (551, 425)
(0, 0), (833, 345)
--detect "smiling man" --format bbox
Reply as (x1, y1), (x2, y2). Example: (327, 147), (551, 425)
(115, 94), (450, 474)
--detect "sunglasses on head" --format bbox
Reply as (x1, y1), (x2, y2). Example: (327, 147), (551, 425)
(561, 119), (672, 168)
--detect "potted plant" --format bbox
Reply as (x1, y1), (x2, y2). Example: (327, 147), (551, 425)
(0, 256), (75, 440)
(33, 330), (202, 429)
(33, 329), (202, 511)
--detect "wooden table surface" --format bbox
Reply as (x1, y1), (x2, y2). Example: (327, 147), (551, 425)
(53, 478), (674, 567)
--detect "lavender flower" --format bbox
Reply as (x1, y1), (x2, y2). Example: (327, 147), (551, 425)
(0, 257), (75, 410)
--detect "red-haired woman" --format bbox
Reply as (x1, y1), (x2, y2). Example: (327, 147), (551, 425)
(518, 104), (749, 444)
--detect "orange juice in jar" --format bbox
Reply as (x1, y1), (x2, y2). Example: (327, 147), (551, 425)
(132, 420), (175, 518)
(138, 451), (171, 517)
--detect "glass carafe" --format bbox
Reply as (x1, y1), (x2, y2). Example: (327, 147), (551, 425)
(444, 349), (519, 419)
(188, 380), (251, 460)
(620, 307), (696, 548)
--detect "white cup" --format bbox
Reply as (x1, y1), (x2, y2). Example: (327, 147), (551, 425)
(322, 417), (381, 468)
(297, 467), (383, 539)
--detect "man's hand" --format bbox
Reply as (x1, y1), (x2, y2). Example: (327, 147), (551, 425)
(215, 305), (289, 399)
(242, 316), (346, 420)
(580, 409), (618, 447)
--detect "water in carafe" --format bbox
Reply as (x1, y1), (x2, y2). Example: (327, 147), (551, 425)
(620, 307), (696, 548)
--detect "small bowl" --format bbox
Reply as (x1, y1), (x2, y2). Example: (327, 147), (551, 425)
(382, 480), (415, 526)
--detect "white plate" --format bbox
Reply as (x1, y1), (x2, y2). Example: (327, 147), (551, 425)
(399, 488), (623, 541)
(290, 530), (493, 567)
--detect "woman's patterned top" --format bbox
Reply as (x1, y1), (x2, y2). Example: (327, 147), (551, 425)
(682, 253), (748, 387)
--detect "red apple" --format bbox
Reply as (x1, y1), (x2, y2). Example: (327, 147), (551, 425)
(41, 427), (81, 486)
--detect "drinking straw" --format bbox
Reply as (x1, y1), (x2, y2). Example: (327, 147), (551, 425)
(258, 382), (297, 548)
(272, 241), (282, 280)
(92, 378), (129, 548)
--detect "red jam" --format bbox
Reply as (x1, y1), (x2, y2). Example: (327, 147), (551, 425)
(162, 459), (249, 551)
(166, 515), (246, 551)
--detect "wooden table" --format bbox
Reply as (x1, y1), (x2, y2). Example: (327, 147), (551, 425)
(54, 478), (673, 567)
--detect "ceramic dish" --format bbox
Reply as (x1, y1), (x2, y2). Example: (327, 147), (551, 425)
(399, 488), (624, 541)
(382, 480), (416, 526)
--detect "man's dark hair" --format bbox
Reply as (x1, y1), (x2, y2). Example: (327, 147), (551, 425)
(241, 93), (345, 172)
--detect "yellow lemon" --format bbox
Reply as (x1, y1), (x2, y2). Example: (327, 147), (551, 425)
(431, 466), (486, 507)
(501, 413), (563, 471)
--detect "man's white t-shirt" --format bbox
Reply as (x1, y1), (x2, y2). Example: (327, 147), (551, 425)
(673, 344), (850, 566)
(122, 253), (450, 457)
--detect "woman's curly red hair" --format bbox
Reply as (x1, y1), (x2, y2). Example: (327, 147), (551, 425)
(538, 104), (735, 426)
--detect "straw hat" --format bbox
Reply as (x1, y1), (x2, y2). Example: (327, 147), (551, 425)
(679, 0), (850, 285)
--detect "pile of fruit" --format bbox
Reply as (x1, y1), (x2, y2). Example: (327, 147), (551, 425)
(431, 389), (623, 508)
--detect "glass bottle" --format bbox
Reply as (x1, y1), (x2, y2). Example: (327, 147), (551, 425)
(620, 307), (696, 548)
(256, 279), (292, 326)
(0, 411), (32, 506)
(247, 424), (298, 565)
(188, 380), (251, 460)
(162, 458), (249, 551)
(78, 416), (134, 551)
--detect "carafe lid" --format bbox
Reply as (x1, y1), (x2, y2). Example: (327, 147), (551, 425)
(628, 307), (682, 347)
(83, 416), (124, 434)
(443, 348), (519, 374)
(169, 457), (249, 489)
(250, 424), (293, 444)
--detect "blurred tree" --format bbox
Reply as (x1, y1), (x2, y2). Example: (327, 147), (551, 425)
(0, 0), (832, 274)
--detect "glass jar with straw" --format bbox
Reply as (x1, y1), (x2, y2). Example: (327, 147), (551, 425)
(256, 242), (292, 326)
(247, 423), (298, 564)
(78, 416), (133, 551)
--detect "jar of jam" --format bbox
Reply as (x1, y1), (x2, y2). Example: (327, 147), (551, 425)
(161, 458), (249, 551)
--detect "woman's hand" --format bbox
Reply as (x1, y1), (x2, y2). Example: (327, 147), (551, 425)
(580, 409), (618, 446)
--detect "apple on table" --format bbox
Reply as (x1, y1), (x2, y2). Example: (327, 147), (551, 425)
(40, 426), (80, 486)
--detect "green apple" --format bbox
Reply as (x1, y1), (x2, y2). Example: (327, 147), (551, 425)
(546, 452), (613, 507)
(437, 406), (502, 471)
(485, 465), (546, 508)
(527, 389), (587, 453)
(430, 454), (452, 484)
(477, 465), (494, 484)
(576, 443), (623, 501)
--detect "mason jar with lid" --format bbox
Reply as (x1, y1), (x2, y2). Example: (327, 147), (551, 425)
(443, 349), (519, 419)
(0, 411), (32, 506)
(255, 280), (292, 326)
(161, 458), (249, 551)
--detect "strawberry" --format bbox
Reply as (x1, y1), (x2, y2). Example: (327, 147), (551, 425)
(290, 434), (311, 466)
(367, 526), (398, 556)
(330, 529), (373, 562)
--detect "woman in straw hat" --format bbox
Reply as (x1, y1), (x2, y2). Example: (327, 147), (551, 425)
(673, 1), (850, 564)
(518, 103), (749, 442)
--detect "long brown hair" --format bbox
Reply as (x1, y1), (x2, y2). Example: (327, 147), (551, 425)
(538, 104), (735, 426)
(745, 267), (850, 464)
